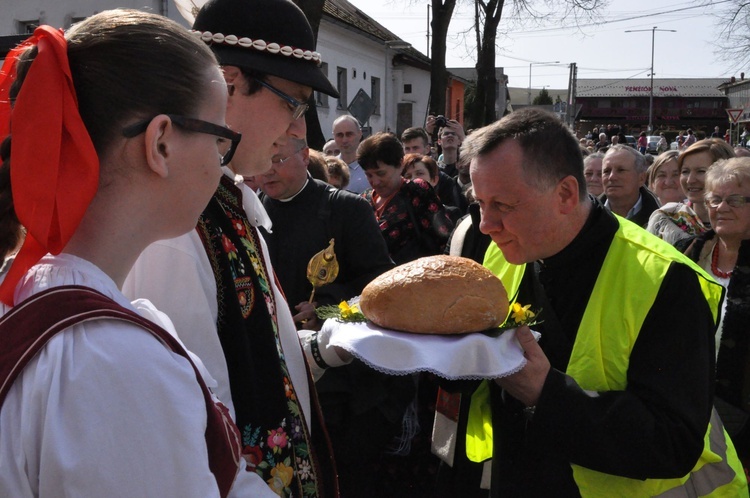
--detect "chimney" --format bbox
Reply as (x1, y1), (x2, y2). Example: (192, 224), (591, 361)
(742, 72), (745, 80)
(731, 76), (736, 83)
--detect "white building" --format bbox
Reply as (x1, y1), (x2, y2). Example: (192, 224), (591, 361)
(1, 0), (433, 140)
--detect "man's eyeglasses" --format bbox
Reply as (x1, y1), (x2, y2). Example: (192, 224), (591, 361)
(271, 143), (308, 165)
(705, 194), (750, 209)
(256, 79), (309, 120)
(122, 114), (241, 166)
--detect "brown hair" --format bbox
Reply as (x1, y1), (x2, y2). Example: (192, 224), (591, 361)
(356, 132), (404, 170)
(307, 149), (329, 182)
(0, 10), (217, 259)
(401, 153), (438, 181)
(325, 156), (350, 188)
(678, 138), (735, 169)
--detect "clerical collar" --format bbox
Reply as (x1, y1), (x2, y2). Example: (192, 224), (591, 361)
(279, 178), (310, 202)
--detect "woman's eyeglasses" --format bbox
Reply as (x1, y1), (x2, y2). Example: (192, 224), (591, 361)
(122, 114), (241, 166)
(705, 194), (750, 209)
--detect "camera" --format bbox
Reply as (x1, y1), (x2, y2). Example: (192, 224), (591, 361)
(434, 115), (447, 129)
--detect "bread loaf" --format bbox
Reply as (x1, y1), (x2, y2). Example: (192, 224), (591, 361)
(359, 255), (509, 334)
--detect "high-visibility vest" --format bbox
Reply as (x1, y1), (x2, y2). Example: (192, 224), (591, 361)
(470, 217), (748, 497)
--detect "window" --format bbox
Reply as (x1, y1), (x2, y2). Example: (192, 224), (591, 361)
(18, 20), (39, 34)
(371, 76), (381, 115)
(404, 84), (412, 94)
(337, 67), (347, 110)
(315, 62), (329, 108)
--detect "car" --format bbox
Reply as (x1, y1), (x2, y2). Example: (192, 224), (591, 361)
(625, 135), (636, 147)
(646, 135), (661, 154)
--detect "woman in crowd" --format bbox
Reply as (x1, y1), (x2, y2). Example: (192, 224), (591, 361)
(685, 157), (750, 466)
(637, 131), (648, 154)
(646, 150), (682, 205)
(647, 139), (734, 251)
(583, 152), (604, 197)
(358, 133), (454, 264)
(0, 10), (253, 497)
(402, 153), (462, 223)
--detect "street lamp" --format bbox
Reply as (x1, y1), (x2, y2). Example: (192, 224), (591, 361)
(528, 61), (559, 104)
(625, 27), (676, 133)
(384, 40), (412, 133)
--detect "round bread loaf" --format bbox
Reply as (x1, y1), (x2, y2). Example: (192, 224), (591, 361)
(359, 255), (509, 334)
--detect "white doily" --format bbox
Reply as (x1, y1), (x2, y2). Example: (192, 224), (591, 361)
(325, 319), (539, 380)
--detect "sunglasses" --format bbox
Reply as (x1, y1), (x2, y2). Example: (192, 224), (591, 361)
(122, 114), (241, 166)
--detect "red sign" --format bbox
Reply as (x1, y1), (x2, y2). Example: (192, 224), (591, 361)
(727, 108), (744, 123)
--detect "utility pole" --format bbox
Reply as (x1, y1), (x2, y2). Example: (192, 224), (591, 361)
(625, 27), (676, 133)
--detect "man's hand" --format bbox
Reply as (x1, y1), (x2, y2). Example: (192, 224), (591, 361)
(445, 119), (466, 142)
(495, 326), (550, 407)
(294, 301), (321, 330)
(425, 115), (437, 135)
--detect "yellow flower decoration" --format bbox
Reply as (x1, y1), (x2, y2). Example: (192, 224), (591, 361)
(267, 462), (294, 494)
(510, 302), (537, 325)
(338, 301), (360, 320)
(317, 300), (367, 323)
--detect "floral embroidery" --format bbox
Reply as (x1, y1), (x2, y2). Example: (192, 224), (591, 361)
(268, 463), (295, 495)
(364, 178), (454, 261)
(231, 217), (247, 237)
(211, 180), (321, 497)
(268, 428), (289, 451)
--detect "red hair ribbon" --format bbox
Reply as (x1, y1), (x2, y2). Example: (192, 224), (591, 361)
(0, 26), (99, 305)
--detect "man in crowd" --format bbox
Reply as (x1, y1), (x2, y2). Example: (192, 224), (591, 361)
(600, 144), (660, 227)
(332, 114), (368, 193)
(595, 132), (609, 151)
(461, 107), (745, 497)
(257, 137), (393, 326)
(401, 126), (433, 155)
(323, 138), (340, 156)
(257, 137), (416, 496)
(123, 0), (342, 495)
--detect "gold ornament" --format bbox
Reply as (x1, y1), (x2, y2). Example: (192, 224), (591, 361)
(306, 238), (339, 303)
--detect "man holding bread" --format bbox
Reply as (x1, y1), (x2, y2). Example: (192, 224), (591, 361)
(462, 108), (746, 496)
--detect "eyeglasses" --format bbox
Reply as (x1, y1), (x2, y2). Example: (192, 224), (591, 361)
(256, 79), (309, 120)
(705, 194), (750, 209)
(271, 144), (307, 165)
(122, 114), (241, 166)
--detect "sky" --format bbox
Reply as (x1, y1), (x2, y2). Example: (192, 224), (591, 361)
(345, 0), (740, 92)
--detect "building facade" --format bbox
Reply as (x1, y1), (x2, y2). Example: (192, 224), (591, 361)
(576, 78), (729, 136)
(2, 0), (456, 141)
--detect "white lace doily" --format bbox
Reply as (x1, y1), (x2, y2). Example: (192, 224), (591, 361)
(325, 320), (538, 380)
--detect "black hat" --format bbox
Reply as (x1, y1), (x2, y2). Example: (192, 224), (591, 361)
(193, 0), (339, 98)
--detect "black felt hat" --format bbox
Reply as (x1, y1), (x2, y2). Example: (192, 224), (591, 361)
(193, 0), (339, 97)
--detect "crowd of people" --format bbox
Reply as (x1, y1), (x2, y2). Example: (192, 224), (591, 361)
(0, 0), (749, 497)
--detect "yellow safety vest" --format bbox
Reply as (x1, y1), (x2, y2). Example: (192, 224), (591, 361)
(470, 217), (748, 497)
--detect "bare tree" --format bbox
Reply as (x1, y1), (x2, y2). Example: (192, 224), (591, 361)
(470, 0), (604, 127)
(715, 1), (750, 73)
(429, 0), (458, 117)
(471, 0), (505, 126)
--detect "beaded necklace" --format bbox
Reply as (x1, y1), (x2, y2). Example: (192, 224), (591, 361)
(711, 243), (733, 279)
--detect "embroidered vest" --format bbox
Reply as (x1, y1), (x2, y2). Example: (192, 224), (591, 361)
(196, 175), (332, 497)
